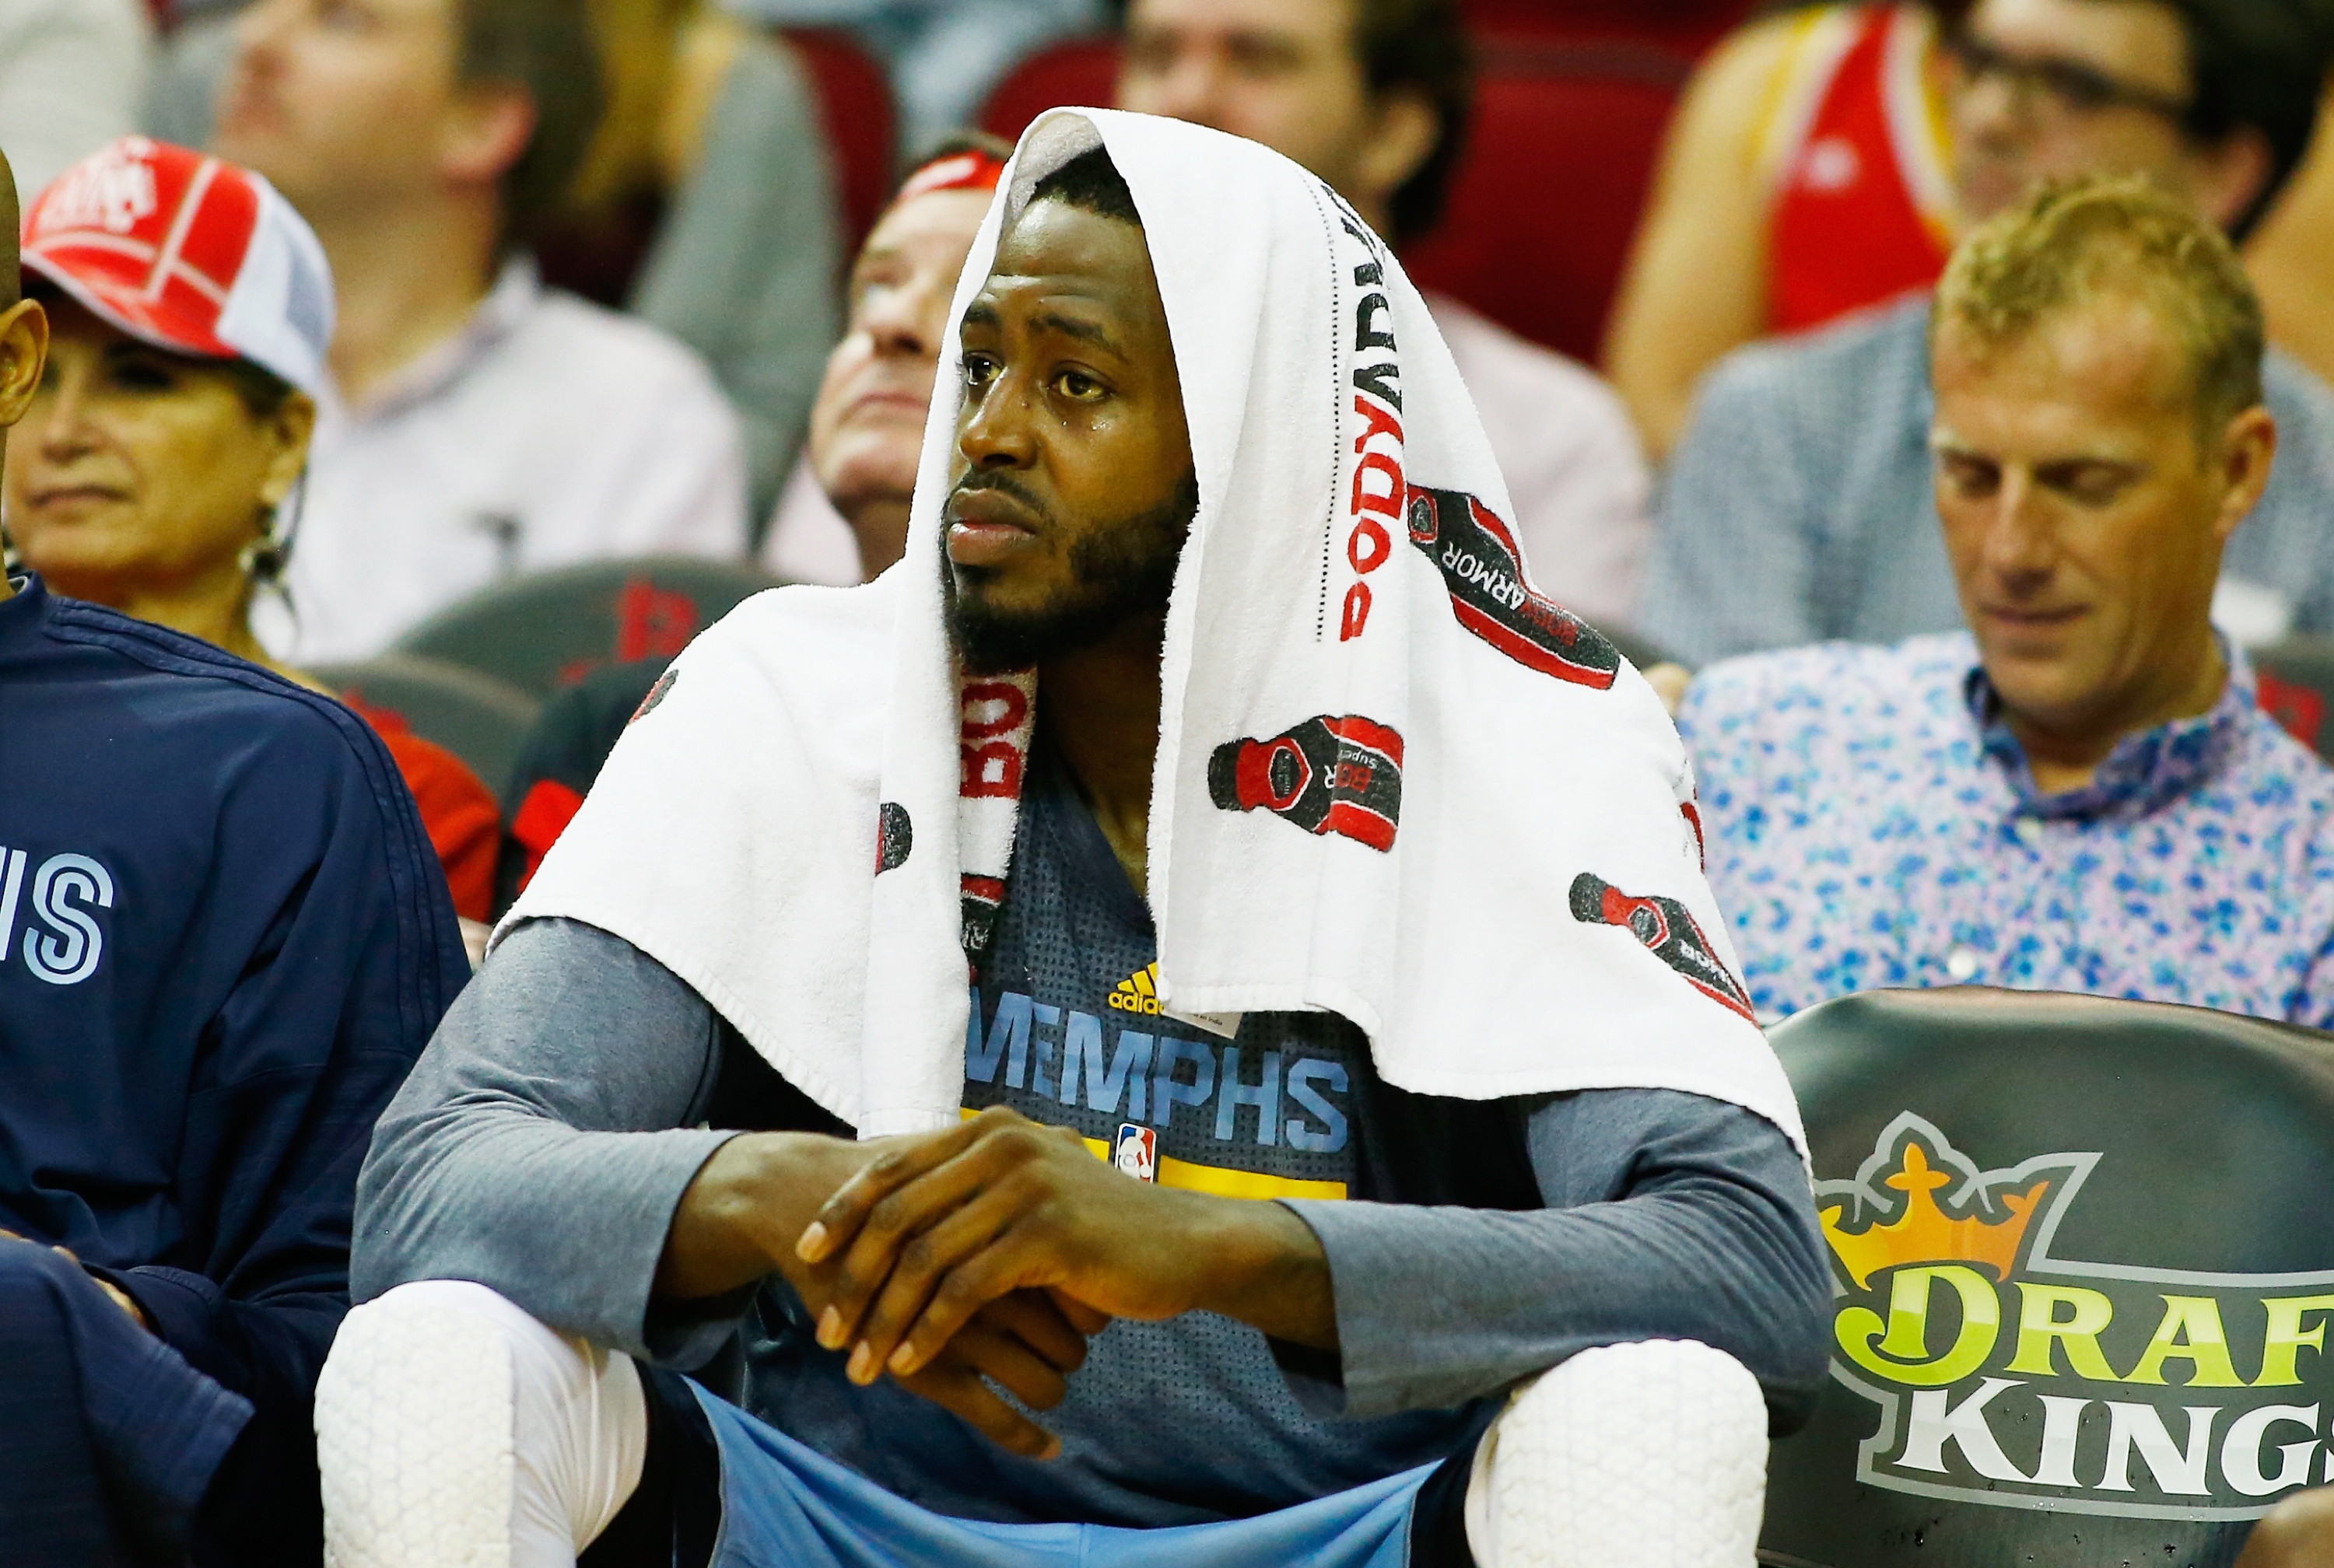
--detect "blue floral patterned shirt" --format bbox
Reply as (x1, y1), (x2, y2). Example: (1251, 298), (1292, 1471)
(1677, 632), (2334, 1025)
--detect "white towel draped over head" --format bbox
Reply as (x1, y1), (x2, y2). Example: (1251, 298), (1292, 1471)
(506, 108), (1807, 1154)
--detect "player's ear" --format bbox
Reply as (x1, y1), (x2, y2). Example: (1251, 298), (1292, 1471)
(0, 298), (50, 428)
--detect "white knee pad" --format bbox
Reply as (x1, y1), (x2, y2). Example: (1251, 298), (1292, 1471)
(316, 1280), (650, 1568)
(1465, 1339), (1768, 1568)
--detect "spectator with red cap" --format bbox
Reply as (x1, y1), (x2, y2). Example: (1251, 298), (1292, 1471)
(0, 135), (468, 1564)
(7, 136), (502, 929)
(206, 0), (749, 664)
(762, 133), (1011, 585)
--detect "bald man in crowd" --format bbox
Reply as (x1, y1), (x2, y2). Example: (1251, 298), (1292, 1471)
(761, 135), (1015, 585)
(491, 137), (1022, 912)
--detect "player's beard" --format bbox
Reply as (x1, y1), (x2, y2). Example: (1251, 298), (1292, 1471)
(942, 469), (1199, 675)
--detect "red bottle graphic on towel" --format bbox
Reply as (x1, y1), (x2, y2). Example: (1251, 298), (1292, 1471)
(1208, 715), (1404, 852)
(1404, 485), (1621, 689)
(1568, 873), (1755, 1021)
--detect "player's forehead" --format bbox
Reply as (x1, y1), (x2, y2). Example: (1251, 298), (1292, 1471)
(962, 201), (1169, 358)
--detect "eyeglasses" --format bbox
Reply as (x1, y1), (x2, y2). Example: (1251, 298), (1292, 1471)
(1945, 32), (2193, 125)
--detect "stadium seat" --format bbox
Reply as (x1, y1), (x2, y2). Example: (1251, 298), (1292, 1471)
(1761, 987), (2334, 1566)
(394, 558), (785, 698)
(783, 26), (896, 257)
(982, 36), (1685, 365)
(1461, 0), (1753, 58)
(979, 36), (1121, 142)
(314, 653), (543, 792)
(1403, 40), (1690, 365)
(2254, 638), (2334, 761)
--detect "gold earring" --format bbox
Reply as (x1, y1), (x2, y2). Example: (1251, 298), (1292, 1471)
(239, 536), (288, 587)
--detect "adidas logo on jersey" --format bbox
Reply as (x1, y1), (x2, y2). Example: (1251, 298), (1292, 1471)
(1108, 962), (1163, 1016)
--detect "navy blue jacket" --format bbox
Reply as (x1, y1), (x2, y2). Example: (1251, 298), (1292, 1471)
(0, 574), (468, 1555)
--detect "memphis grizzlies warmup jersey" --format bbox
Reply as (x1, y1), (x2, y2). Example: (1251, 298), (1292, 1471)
(709, 738), (1541, 1527)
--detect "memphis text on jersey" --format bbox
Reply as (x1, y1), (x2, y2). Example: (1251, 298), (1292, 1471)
(1819, 1113), (2334, 1520)
(965, 978), (1351, 1203)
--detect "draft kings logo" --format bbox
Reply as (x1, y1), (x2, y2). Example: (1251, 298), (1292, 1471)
(1819, 1113), (2334, 1521)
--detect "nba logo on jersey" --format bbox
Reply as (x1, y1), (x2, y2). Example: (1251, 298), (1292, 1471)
(1113, 1123), (1157, 1182)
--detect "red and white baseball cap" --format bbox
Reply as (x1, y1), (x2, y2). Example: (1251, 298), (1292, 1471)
(892, 145), (1008, 208)
(20, 136), (335, 397)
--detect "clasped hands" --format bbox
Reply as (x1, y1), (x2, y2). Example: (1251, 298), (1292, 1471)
(659, 1105), (1334, 1458)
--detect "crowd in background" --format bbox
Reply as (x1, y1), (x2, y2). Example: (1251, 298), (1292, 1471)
(9, 0), (2334, 688)
(12, 0), (2334, 1558)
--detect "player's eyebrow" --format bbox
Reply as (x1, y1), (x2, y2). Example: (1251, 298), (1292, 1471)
(1027, 310), (1123, 355)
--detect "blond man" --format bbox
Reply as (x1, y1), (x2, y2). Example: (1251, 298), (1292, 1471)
(1677, 175), (2334, 1026)
(1638, 0), (2334, 663)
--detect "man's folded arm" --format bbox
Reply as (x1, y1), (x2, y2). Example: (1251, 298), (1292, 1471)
(363, 919), (1834, 1433)
(1281, 1089), (1832, 1430)
(354, 917), (748, 1364)
(110, 725), (471, 1412)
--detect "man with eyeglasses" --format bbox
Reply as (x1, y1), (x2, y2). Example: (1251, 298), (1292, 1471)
(1638, 0), (2334, 667)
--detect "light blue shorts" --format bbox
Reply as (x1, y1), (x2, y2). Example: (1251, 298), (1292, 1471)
(692, 1386), (1440, 1568)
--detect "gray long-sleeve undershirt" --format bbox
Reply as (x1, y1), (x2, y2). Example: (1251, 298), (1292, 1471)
(358, 918), (1828, 1443)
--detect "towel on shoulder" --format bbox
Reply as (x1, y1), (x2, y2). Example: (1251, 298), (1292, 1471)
(506, 108), (1805, 1155)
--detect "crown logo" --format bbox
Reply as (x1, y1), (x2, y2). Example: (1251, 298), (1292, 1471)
(1821, 1141), (2052, 1289)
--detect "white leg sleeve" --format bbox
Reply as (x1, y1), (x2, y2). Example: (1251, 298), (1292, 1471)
(1463, 1339), (1769, 1568)
(316, 1280), (650, 1568)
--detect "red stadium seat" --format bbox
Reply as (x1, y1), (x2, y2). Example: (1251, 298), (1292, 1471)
(2255, 639), (2334, 760)
(1404, 41), (1691, 365)
(312, 655), (542, 792)
(980, 37), (1122, 142)
(1461, 0), (1754, 58)
(783, 27), (897, 258)
(980, 33), (1684, 366)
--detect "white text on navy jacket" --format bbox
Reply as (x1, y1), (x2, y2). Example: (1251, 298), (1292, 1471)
(0, 847), (115, 985)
